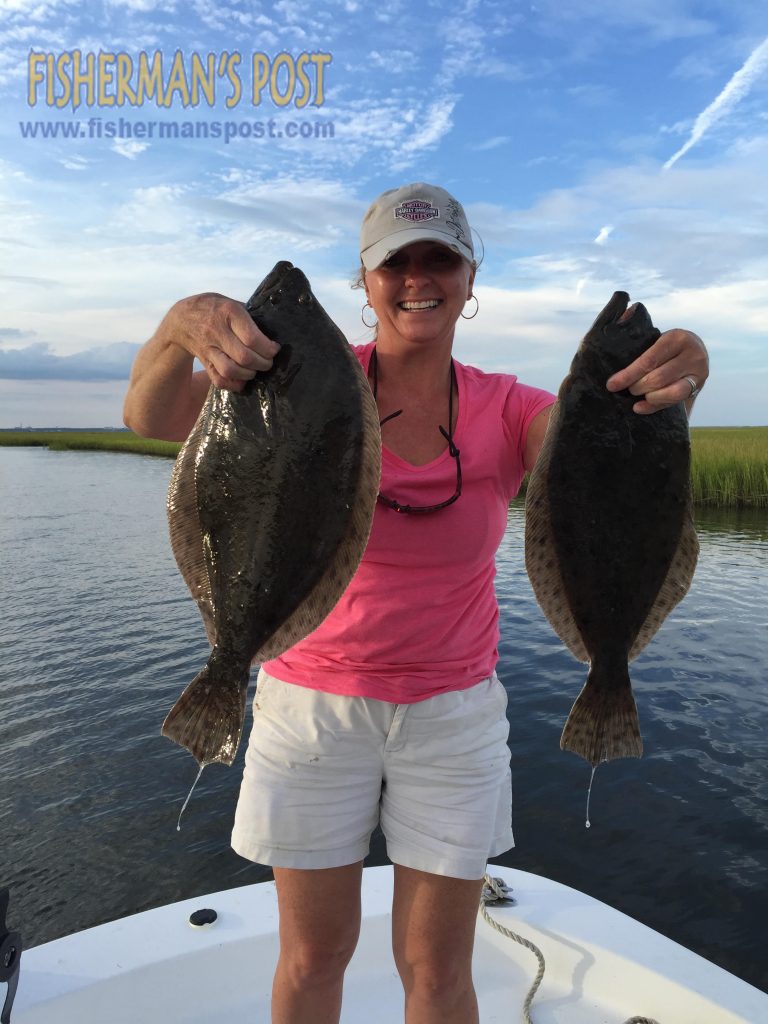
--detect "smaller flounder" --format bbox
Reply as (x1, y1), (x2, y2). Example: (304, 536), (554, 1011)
(525, 292), (699, 766)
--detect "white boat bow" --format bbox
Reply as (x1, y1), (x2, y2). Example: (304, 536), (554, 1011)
(9, 865), (768, 1023)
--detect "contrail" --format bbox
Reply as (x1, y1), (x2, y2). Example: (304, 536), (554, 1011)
(664, 36), (768, 170)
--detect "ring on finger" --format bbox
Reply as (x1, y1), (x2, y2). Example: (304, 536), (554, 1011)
(683, 376), (699, 399)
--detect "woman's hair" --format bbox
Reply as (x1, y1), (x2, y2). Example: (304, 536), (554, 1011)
(351, 263), (366, 290)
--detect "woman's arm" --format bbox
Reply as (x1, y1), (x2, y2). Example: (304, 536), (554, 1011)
(123, 292), (280, 441)
(523, 406), (553, 472)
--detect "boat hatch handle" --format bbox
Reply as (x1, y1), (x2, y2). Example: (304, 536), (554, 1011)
(481, 877), (516, 907)
(0, 888), (22, 1024)
(189, 908), (218, 929)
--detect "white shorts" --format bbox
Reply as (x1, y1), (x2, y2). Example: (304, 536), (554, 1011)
(231, 669), (514, 880)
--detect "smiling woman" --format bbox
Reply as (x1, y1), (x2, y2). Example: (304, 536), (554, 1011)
(122, 179), (710, 1024)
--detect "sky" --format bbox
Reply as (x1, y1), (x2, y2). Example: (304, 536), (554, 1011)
(0, 0), (767, 427)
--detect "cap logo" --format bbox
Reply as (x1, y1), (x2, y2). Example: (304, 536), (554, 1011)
(394, 199), (439, 222)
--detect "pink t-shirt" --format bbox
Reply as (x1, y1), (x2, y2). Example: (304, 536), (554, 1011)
(264, 342), (555, 703)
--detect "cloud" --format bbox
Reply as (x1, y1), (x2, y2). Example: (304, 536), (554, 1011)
(59, 155), (91, 171)
(369, 49), (417, 71)
(0, 341), (140, 381)
(398, 96), (456, 156)
(664, 36), (768, 169)
(529, 0), (717, 44)
(476, 136), (510, 151)
(593, 225), (613, 245)
(112, 139), (150, 160)
(0, 327), (35, 341)
(468, 140), (768, 293)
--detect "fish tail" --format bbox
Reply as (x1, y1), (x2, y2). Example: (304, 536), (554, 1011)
(162, 656), (249, 767)
(560, 662), (643, 766)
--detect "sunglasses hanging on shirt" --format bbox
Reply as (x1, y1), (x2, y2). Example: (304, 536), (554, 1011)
(370, 347), (462, 515)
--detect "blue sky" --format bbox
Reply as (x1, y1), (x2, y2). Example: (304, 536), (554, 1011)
(1, 0), (766, 427)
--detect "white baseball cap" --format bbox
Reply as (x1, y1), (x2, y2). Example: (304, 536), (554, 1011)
(360, 182), (474, 271)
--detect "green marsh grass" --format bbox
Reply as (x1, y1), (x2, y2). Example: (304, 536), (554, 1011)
(690, 427), (768, 508)
(2, 426), (767, 507)
(0, 430), (181, 459)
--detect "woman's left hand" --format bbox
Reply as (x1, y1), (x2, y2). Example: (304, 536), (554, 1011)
(605, 328), (709, 415)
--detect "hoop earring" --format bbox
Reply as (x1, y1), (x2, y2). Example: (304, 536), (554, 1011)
(361, 302), (378, 329)
(461, 294), (479, 320)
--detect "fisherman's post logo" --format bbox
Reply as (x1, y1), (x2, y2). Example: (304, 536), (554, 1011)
(20, 49), (334, 146)
(394, 199), (439, 222)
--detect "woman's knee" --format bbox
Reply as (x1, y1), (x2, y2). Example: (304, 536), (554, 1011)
(395, 948), (473, 999)
(279, 929), (360, 988)
(274, 863), (364, 988)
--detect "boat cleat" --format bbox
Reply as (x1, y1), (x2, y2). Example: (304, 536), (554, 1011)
(481, 877), (516, 906)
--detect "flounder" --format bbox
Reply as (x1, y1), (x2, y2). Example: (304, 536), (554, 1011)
(525, 292), (699, 766)
(163, 261), (381, 766)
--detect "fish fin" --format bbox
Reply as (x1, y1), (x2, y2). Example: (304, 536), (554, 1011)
(255, 351), (381, 660)
(525, 401), (590, 663)
(167, 403), (217, 645)
(629, 515), (699, 661)
(161, 657), (248, 767)
(560, 662), (643, 766)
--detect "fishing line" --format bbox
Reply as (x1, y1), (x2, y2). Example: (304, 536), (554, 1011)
(585, 764), (597, 829)
(177, 765), (206, 831)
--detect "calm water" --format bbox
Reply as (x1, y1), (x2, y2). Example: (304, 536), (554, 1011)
(1, 446), (767, 992)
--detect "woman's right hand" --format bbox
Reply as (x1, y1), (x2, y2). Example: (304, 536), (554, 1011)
(124, 290), (281, 440)
(159, 292), (281, 391)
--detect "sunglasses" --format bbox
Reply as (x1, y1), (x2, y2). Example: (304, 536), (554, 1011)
(377, 426), (462, 514)
(372, 351), (462, 515)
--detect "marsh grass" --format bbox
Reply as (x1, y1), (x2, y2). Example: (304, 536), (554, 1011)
(0, 431), (181, 459)
(690, 427), (768, 508)
(2, 426), (767, 507)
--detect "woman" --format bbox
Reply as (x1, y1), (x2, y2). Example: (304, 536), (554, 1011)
(124, 183), (709, 1024)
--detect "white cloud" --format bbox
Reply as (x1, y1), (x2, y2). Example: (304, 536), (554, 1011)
(111, 139), (150, 160)
(664, 36), (768, 169)
(398, 96), (456, 156)
(476, 135), (509, 151)
(469, 141), (768, 293)
(593, 225), (613, 245)
(58, 155), (90, 171)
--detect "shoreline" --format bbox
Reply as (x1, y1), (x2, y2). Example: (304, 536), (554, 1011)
(1, 427), (766, 508)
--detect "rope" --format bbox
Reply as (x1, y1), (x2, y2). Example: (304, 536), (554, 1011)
(480, 874), (661, 1024)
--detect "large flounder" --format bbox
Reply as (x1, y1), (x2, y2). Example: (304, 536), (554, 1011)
(525, 292), (699, 766)
(163, 261), (381, 767)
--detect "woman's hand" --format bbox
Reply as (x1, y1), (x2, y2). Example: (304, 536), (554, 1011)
(158, 292), (280, 391)
(124, 291), (281, 440)
(606, 328), (709, 415)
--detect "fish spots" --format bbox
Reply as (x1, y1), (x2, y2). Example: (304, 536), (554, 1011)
(525, 293), (698, 764)
(164, 264), (381, 764)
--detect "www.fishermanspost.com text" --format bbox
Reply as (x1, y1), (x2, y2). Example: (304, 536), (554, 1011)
(18, 117), (335, 144)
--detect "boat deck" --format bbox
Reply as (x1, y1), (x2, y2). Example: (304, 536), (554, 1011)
(13, 866), (768, 1023)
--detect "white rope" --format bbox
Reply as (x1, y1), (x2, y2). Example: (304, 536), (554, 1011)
(480, 874), (661, 1024)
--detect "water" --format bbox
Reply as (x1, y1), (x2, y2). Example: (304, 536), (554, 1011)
(1, 446), (766, 992)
